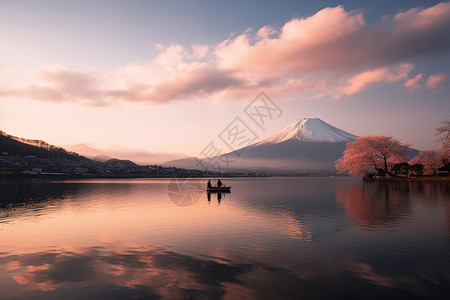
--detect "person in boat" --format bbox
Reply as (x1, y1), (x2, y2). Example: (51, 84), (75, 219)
(217, 179), (222, 188)
(207, 180), (212, 189)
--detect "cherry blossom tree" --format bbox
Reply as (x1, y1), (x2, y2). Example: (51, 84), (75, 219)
(436, 120), (449, 164)
(436, 120), (450, 143)
(335, 135), (409, 176)
(409, 150), (442, 175)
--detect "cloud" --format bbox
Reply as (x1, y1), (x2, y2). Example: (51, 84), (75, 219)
(1, 2), (450, 105)
(0, 65), (106, 106)
(339, 64), (413, 96)
(403, 73), (424, 92)
(426, 73), (448, 90)
(214, 6), (367, 74)
(108, 68), (244, 104)
(214, 3), (449, 79)
(191, 44), (209, 59)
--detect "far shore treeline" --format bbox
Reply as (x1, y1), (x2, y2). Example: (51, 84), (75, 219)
(1, 120), (449, 179)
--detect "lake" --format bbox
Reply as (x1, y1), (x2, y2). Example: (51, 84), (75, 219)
(0, 177), (449, 299)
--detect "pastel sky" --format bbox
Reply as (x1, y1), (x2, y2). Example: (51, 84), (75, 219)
(0, 0), (449, 157)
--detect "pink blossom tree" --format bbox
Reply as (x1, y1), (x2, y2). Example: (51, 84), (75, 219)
(436, 120), (450, 165)
(409, 150), (442, 175)
(335, 135), (409, 176)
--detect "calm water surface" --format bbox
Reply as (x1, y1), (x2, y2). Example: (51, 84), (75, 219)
(0, 177), (449, 299)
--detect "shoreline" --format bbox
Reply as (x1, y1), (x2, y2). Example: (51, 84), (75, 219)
(0, 174), (346, 180)
(363, 177), (450, 182)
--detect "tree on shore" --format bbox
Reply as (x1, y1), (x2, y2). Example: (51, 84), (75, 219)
(335, 135), (409, 176)
(435, 120), (450, 175)
(436, 120), (449, 163)
(409, 150), (442, 175)
(436, 120), (450, 144)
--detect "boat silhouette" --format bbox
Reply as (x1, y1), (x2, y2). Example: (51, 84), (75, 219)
(207, 186), (231, 193)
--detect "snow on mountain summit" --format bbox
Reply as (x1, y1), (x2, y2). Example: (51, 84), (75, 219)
(258, 118), (357, 144)
(165, 117), (360, 170)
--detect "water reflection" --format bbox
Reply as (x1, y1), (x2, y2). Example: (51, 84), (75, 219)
(206, 191), (230, 204)
(0, 178), (449, 299)
(1, 245), (449, 299)
(337, 181), (450, 234)
(337, 182), (411, 230)
(0, 246), (253, 298)
(0, 179), (79, 204)
(0, 180), (80, 224)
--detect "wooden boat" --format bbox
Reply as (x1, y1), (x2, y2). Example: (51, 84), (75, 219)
(207, 186), (231, 193)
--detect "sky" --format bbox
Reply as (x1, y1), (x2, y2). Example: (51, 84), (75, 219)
(0, 0), (449, 157)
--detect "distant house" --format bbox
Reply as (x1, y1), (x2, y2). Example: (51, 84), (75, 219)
(74, 167), (89, 175)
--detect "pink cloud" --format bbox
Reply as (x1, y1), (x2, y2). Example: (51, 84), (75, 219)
(191, 44), (209, 59)
(0, 66), (106, 106)
(426, 73), (448, 89)
(403, 73), (424, 92)
(108, 68), (243, 104)
(339, 64), (413, 96)
(214, 3), (450, 78)
(214, 6), (368, 78)
(1, 2), (449, 105)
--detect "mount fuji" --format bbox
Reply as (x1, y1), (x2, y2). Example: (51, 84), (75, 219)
(253, 118), (357, 144)
(165, 118), (358, 171)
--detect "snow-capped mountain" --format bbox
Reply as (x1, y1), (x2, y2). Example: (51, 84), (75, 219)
(255, 118), (357, 144)
(165, 117), (357, 171)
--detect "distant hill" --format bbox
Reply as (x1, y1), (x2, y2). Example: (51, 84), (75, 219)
(103, 158), (139, 167)
(0, 130), (87, 160)
(64, 143), (188, 165)
(0, 130), (210, 178)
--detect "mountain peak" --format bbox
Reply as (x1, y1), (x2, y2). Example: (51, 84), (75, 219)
(258, 117), (357, 144)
